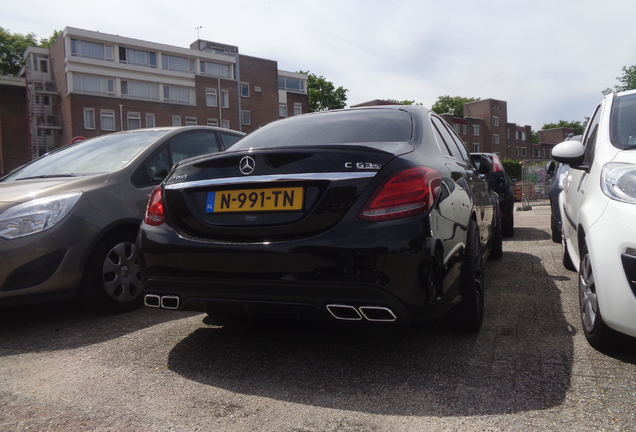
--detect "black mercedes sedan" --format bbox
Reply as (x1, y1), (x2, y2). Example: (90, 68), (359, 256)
(138, 105), (502, 330)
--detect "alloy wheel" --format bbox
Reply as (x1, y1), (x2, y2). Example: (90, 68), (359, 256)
(102, 241), (142, 303)
(579, 252), (598, 334)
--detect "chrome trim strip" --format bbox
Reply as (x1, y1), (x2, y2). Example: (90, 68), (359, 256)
(165, 172), (377, 190)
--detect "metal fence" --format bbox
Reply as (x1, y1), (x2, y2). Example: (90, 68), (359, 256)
(516, 161), (551, 208)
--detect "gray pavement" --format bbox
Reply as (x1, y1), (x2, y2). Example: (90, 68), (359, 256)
(1, 203), (636, 431)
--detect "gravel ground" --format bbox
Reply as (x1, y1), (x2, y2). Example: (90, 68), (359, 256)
(1, 203), (636, 431)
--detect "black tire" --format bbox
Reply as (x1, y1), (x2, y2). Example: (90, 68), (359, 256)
(489, 214), (503, 260)
(562, 235), (576, 272)
(579, 244), (625, 351)
(80, 229), (144, 313)
(551, 217), (562, 243)
(502, 212), (514, 238)
(446, 219), (485, 331)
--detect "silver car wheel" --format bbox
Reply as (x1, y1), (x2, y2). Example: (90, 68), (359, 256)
(579, 252), (598, 334)
(102, 241), (142, 303)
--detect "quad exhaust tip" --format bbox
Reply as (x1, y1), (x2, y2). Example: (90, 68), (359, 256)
(327, 304), (397, 322)
(144, 294), (180, 310)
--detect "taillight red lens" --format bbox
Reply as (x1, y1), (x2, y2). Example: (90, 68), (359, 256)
(358, 167), (442, 221)
(492, 155), (504, 172)
(144, 186), (165, 226)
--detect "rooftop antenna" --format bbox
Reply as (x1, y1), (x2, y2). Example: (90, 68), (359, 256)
(195, 26), (202, 40)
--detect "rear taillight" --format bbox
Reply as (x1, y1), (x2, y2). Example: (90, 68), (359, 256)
(358, 167), (442, 221)
(491, 155), (504, 172)
(144, 186), (165, 226)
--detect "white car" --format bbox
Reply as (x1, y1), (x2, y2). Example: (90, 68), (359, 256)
(553, 89), (636, 351)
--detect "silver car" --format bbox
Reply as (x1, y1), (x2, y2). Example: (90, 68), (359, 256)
(0, 126), (244, 312)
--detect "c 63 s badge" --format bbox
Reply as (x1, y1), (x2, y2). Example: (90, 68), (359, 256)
(345, 162), (382, 169)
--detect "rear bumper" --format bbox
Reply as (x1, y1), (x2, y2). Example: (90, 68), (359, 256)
(138, 213), (464, 323)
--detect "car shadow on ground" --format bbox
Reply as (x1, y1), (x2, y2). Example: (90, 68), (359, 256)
(0, 300), (200, 355)
(168, 247), (576, 416)
(507, 227), (552, 241)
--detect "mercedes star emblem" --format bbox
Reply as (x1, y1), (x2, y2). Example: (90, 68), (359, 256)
(239, 156), (255, 175)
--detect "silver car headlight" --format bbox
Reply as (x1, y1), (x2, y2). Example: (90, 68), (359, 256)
(0, 192), (83, 240)
(601, 163), (636, 204)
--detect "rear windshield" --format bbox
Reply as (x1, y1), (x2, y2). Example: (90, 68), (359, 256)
(230, 109), (413, 150)
(611, 93), (636, 150)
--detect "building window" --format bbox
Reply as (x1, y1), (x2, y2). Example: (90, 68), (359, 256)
(452, 123), (460, 134)
(521, 131), (527, 141)
(121, 80), (159, 101)
(473, 143), (480, 153)
(493, 134), (500, 145)
(172, 116), (181, 126)
(521, 147), (527, 157)
(240, 82), (249, 97)
(492, 103), (499, 109)
(127, 112), (141, 130)
(221, 119), (230, 129)
(73, 73), (115, 96)
(161, 54), (194, 73)
(83, 108), (95, 130)
(462, 124), (467, 135)
(39, 60), (48, 73)
(279, 103), (287, 117)
(241, 110), (251, 126)
(200, 61), (232, 78)
(472, 125), (480, 136)
(100, 110), (115, 131)
(516, 147), (520, 156)
(493, 116), (499, 127)
(532, 149), (536, 157)
(163, 85), (190, 104)
(71, 39), (113, 61)
(119, 47), (157, 68)
(185, 117), (197, 126)
(221, 90), (229, 108)
(207, 118), (219, 127)
(294, 103), (302, 116)
(206, 88), (217, 107)
(278, 76), (306, 93)
(146, 113), (155, 128)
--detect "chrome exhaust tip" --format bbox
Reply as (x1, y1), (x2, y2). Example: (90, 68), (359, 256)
(144, 294), (161, 308)
(326, 304), (363, 321)
(359, 306), (397, 322)
(160, 295), (180, 310)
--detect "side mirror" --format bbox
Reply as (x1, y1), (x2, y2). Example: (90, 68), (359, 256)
(546, 160), (556, 176)
(552, 140), (585, 166)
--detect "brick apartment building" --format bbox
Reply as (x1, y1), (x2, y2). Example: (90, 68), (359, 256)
(17, 26), (308, 164)
(0, 76), (29, 175)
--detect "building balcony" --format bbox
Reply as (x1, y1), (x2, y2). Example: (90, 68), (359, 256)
(32, 81), (58, 94)
(36, 115), (63, 130)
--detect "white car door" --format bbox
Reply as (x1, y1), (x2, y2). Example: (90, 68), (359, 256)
(562, 103), (603, 265)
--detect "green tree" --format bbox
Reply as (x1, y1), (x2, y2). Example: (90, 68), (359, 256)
(385, 99), (423, 106)
(0, 27), (62, 75)
(603, 65), (636, 95)
(501, 158), (522, 180)
(430, 95), (480, 118)
(541, 120), (585, 136)
(298, 71), (348, 112)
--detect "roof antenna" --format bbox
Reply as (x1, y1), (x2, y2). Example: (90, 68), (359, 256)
(195, 26), (202, 40)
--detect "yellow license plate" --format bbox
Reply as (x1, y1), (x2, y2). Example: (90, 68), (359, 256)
(206, 187), (304, 213)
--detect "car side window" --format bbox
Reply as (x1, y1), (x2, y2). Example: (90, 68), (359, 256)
(169, 132), (220, 165)
(131, 147), (171, 186)
(220, 132), (243, 149)
(582, 105), (601, 166)
(430, 116), (454, 157)
(445, 122), (472, 164)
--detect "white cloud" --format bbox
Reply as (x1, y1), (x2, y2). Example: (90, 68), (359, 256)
(4, 0), (636, 129)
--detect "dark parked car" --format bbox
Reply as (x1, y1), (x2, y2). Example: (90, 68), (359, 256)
(471, 152), (514, 237)
(0, 126), (244, 312)
(138, 106), (502, 331)
(547, 161), (570, 242)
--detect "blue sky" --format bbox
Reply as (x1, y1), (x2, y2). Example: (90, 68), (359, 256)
(4, 0), (636, 130)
